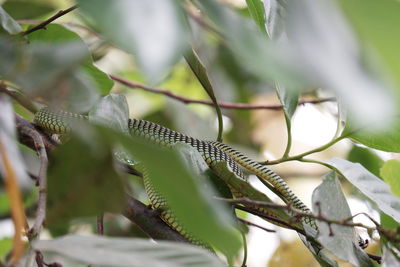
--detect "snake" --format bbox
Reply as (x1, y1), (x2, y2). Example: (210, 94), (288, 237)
(33, 107), (316, 246)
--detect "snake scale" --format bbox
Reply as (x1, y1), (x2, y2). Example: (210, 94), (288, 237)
(34, 107), (316, 246)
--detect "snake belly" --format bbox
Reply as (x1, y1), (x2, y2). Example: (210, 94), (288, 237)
(34, 108), (316, 245)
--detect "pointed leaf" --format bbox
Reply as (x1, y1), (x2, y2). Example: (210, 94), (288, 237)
(2, 1), (55, 20)
(89, 94), (130, 134)
(328, 158), (400, 224)
(77, 0), (188, 81)
(0, 6), (22, 34)
(184, 49), (223, 141)
(343, 119), (400, 153)
(347, 146), (383, 177)
(28, 24), (113, 95)
(312, 172), (372, 266)
(246, 0), (267, 34)
(380, 160), (400, 197)
(337, 0), (400, 104)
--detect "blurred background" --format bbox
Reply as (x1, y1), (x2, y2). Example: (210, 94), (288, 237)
(1, 0), (400, 265)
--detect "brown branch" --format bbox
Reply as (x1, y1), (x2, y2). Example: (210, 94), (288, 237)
(97, 214), (104, 235)
(22, 5), (78, 36)
(233, 205), (307, 236)
(123, 196), (190, 243)
(238, 218), (276, 233)
(21, 126), (48, 240)
(110, 74), (335, 110)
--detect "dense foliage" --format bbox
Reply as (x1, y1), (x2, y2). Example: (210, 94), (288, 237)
(0, 0), (400, 266)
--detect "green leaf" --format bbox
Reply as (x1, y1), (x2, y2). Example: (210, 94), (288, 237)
(0, 191), (10, 216)
(47, 126), (126, 225)
(184, 49), (223, 141)
(0, 34), (98, 113)
(246, 0), (267, 34)
(276, 83), (299, 119)
(0, 5), (22, 34)
(0, 238), (12, 261)
(89, 94), (130, 134)
(2, 1), (55, 20)
(328, 158), (400, 224)
(197, 0), (303, 89)
(286, 0), (394, 125)
(121, 140), (242, 258)
(347, 146), (383, 177)
(77, 0), (188, 81)
(336, 0), (400, 103)
(343, 120), (400, 153)
(28, 24), (114, 95)
(380, 160), (400, 197)
(33, 235), (225, 267)
(312, 172), (372, 266)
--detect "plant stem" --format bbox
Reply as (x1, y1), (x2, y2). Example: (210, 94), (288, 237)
(262, 134), (348, 165)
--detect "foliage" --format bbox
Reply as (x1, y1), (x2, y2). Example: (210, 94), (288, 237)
(0, 0), (399, 266)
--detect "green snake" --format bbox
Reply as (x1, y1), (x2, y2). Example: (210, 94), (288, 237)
(33, 107), (316, 245)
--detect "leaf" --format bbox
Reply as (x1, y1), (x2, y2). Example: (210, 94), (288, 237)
(197, 0), (303, 89)
(312, 172), (372, 266)
(275, 82), (299, 119)
(347, 145), (383, 177)
(184, 49), (223, 141)
(0, 238), (12, 261)
(265, 0), (286, 39)
(121, 140), (242, 258)
(2, 0), (55, 20)
(0, 95), (29, 185)
(89, 94), (130, 134)
(380, 160), (400, 197)
(286, 0), (394, 125)
(77, 0), (188, 81)
(246, 0), (267, 34)
(0, 34), (98, 113)
(0, 5), (22, 34)
(47, 126), (126, 225)
(328, 158), (400, 224)
(28, 24), (114, 95)
(343, 119), (400, 153)
(33, 235), (225, 267)
(336, 0), (400, 105)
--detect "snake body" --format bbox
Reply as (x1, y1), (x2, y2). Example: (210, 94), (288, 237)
(34, 108), (315, 245)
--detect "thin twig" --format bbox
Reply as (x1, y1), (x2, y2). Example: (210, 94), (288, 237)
(233, 205), (306, 235)
(22, 5), (78, 36)
(238, 218), (276, 233)
(22, 127), (48, 239)
(97, 213), (104, 235)
(184, 4), (224, 37)
(110, 74), (335, 110)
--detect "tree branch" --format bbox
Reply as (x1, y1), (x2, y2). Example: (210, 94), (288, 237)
(21, 126), (48, 240)
(22, 5), (78, 36)
(110, 74), (335, 111)
(123, 196), (190, 243)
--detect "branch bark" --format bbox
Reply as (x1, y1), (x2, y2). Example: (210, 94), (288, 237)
(110, 74), (335, 110)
